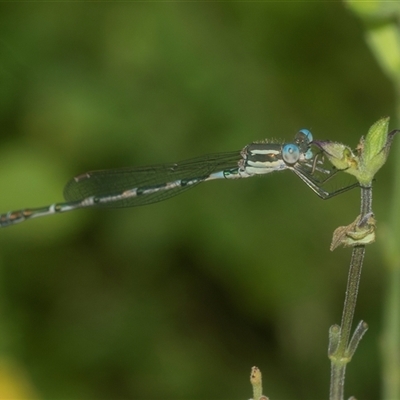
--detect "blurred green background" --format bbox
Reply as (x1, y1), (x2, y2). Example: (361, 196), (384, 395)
(0, 3), (396, 399)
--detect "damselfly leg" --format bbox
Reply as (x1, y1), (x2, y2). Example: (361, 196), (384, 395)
(294, 150), (358, 199)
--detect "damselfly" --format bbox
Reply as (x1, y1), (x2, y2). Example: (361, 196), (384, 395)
(0, 130), (356, 228)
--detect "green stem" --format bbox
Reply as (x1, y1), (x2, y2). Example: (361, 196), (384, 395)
(329, 185), (372, 400)
(330, 362), (346, 400)
(337, 246), (365, 355)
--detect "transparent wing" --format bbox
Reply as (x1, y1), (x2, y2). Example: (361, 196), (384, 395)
(63, 151), (242, 208)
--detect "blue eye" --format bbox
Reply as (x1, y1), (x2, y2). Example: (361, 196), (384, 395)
(282, 144), (300, 164)
(305, 149), (313, 160)
(299, 129), (313, 143)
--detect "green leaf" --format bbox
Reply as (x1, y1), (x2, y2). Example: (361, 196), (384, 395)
(315, 118), (398, 186)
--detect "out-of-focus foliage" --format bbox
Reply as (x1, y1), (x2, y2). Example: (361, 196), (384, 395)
(0, 3), (396, 399)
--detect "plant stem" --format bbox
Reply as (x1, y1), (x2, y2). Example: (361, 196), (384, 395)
(336, 246), (365, 355)
(329, 185), (372, 400)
